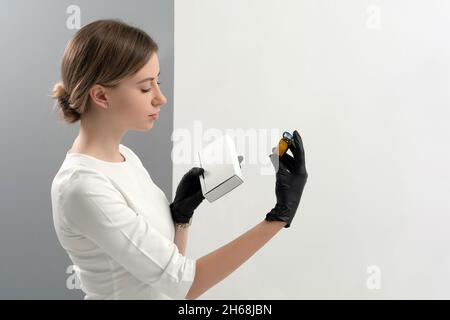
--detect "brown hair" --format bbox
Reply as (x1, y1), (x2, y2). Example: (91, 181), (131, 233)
(51, 19), (159, 123)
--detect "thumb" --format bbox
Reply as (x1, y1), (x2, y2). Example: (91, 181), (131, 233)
(182, 189), (205, 208)
(188, 167), (204, 177)
(269, 152), (289, 173)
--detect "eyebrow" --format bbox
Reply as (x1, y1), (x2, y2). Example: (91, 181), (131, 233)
(136, 70), (161, 84)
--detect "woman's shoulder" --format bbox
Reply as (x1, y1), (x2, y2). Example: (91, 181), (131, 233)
(52, 164), (110, 197)
(119, 143), (145, 167)
(51, 144), (144, 199)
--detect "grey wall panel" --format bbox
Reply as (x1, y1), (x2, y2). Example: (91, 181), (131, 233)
(0, 0), (173, 299)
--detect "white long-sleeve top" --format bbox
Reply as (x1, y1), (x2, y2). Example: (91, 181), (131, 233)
(50, 144), (196, 300)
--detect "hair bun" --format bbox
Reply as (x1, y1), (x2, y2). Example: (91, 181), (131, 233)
(52, 82), (70, 107)
(51, 82), (81, 123)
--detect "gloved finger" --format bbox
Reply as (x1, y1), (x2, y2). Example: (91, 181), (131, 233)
(176, 167), (203, 195)
(193, 188), (205, 201)
(289, 130), (306, 172)
(188, 167), (204, 177)
(279, 152), (295, 173)
(270, 146), (294, 173)
(181, 167), (205, 184)
(269, 152), (290, 173)
(181, 189), (205, 209)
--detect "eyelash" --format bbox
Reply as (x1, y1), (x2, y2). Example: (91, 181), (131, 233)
(141, 81), (161, 93)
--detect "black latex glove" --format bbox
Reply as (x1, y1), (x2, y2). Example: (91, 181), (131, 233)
(169, 167), (205, 224)
(265, 130), (308, 228)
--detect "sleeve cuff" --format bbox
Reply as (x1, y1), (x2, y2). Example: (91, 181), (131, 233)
(173, 257), (196, 300)
(154, 254), (197, 300)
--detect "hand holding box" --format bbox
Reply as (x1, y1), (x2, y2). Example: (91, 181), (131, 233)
(197, 134), (244, 202)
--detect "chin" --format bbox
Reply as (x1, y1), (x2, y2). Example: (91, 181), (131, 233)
(131, 123), (153, 132)
(144, 122), (155, 131)
(139, 126), (153, 132)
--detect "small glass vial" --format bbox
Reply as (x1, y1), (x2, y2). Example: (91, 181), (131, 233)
(274, 131), (293, 156)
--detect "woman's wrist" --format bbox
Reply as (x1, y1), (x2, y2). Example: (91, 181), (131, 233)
(175, 216), (193, 229)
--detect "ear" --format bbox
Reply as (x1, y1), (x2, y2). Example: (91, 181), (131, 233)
(89, 84), (109, 109)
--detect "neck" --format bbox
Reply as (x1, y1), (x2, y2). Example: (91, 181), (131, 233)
(71, 109), (127, 162)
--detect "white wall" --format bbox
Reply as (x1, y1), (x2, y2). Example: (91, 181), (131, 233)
(174, 0), (450, 299)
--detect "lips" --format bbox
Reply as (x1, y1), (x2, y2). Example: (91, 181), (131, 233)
(148, 113), (159, 120)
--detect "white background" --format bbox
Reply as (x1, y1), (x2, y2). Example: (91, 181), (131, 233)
(174, 0), (450, 299)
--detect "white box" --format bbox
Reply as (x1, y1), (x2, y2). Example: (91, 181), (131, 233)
(197, 134), (244, 202)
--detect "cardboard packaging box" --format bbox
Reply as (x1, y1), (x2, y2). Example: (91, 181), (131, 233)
(197, 134), (244, 202)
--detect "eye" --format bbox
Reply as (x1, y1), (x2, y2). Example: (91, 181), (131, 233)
(141, 81), (162, 93)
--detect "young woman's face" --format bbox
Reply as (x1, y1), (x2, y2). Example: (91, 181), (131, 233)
(106, 53), (167, 132)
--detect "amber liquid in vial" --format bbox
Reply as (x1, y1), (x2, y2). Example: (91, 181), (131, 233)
(274, 131), (293, 156)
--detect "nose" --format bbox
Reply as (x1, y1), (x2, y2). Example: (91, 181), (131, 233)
(152, 84), (167, 107)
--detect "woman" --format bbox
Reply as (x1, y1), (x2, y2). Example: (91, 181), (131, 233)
(50, 19), (308, 300)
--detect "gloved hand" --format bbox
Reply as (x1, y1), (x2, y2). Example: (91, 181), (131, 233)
(169, 167), (205, 224)
(265, 130), (308, 228)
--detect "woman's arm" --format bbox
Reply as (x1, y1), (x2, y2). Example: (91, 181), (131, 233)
(174, 225), (189, 256)
(185, 219), (286, 300)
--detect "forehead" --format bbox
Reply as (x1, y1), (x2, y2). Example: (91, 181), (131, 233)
(132, 53), (159, 79)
